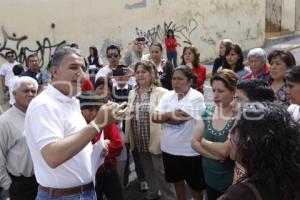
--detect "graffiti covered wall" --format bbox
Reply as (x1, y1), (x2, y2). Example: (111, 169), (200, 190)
(0, 0), (265, 66)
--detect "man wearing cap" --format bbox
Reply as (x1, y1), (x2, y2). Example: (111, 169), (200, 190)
(111, 65), (133, 103)
(122, 37), (145, 70)
(78, 91), (124, 200)
(24, 47), (125, 199)
(0, 76), (38, 200)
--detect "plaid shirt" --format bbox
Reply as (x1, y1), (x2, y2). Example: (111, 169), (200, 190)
(131, 87), (152, 152)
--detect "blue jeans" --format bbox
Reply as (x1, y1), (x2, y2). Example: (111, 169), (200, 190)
(167, 51), (177, 68)
(36, 186), (96, 200)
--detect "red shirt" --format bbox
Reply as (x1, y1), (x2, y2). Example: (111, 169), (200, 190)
(192, 65), (206, 94)
(243, 64), (270, 81)
(165, 37), (177, 52)
(92, 124), (123, 173)
(81, 77), (94, 91)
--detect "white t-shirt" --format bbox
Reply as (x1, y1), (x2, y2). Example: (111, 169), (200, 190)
(95, 65), (110, 81)
(95, 65), (136, 87)
(8, 76), (18, 105)
(288, 104), (300, 122)
(24, 85), (93, 188)
(156, 88), (206, 156)
(0, 61), (19, 86)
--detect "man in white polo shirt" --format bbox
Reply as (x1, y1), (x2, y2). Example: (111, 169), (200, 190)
(24, 46), (125, 199)
(0, 51), (19, 96)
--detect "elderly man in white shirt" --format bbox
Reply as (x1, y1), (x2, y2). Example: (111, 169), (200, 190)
(24, 46), (126, 200)
(0, 76), (38, 200)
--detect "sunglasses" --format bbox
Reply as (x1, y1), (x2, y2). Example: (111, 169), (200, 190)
(107, 54), (119, 59)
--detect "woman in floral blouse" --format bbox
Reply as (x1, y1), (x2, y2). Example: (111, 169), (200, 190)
(268, 49), (296, 107)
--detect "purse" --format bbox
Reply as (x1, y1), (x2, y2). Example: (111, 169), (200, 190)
(243, 182), (263, 200)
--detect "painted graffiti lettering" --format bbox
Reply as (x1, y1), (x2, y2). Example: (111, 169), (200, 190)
(135, 18), (199, 46)
(0, 26), (66, 68)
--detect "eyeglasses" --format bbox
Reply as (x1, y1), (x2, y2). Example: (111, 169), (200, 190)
(107, 54), (119, 59)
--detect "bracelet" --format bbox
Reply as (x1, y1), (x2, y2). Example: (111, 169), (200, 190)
(90, 121), (101, 133)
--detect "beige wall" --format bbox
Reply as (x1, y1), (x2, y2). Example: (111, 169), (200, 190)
(0, 0), (265, 67)
(266, 0), (296, 31)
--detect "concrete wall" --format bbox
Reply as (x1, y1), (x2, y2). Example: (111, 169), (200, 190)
(0, 0), (265, 67)
(266, 0), (296, 31)
(266, 0), (282, 28)
(295, 0), (300, 31)
(282, 0), (296, 31)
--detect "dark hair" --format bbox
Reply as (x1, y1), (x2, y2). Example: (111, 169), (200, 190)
(210, 69), (238, 92)
(12, 64), (25, 76)
(233, 102), (300, 200)
(70, 43), (79, 49)
(5, 50), (15, 58)
(223, 44), (245, 72)
(181, 46), (200, 68)
(149, 42), (163, 52)
(27, 53), (38, 63)
(51, 46), (82, 68)
(89, 46), (99, 57)
(166, 29), (175, 38)
(285, 65), (300, 84)
(106, 45), (121, 55)
(135, 61), (160, 87)
(173, 65), (196, 82)
(268, 49), (296, 69)
(94, 77), (113, 93)
(78, 91), (105, 110)
(237, 79), (275, 102)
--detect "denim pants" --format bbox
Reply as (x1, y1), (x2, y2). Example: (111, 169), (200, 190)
(166, 51), (177, 68)
(35, 186), (97, 200)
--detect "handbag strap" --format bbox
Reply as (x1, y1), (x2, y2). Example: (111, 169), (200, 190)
(243, 182), (263, 200)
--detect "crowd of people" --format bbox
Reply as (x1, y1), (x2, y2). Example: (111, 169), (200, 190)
(0, 32), (300, 200)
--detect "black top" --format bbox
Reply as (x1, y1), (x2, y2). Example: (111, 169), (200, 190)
(111, 85), (133, 103)
(159, 60), (174, 90)
(212, 57), (223, 75)
(20, 69), (50, 85)
(219, 181), (300, 200)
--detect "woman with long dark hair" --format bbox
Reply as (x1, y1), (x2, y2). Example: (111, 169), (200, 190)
(219, 44), (250, 80)
(212, 39), (233, 75)
(165, 29), (178, 68)
(220, 102), (300, 200)
(87, 46), (103, 85)
(148, 42), (174, 90)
